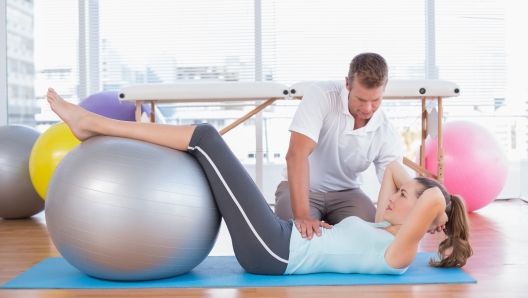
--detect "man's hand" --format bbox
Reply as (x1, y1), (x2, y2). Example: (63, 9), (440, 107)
(294, 217), (333, 240)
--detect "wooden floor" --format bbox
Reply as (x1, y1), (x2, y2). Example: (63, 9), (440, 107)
(1, 199), (527, 298)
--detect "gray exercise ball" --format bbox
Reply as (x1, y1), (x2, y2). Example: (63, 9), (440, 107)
(0, 125), (44, 219)
(45, 136), (221, 281)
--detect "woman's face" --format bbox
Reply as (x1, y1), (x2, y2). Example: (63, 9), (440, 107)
(383, 179), (421, 225)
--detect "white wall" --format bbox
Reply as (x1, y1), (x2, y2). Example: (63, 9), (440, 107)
(242, 163), (285, 204)
(1, 0), (7, 126)
(520, 160), (528, 203)
(498, 161), (520, 200)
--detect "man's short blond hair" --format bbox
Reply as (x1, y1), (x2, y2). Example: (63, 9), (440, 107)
(348, 53), (388, 89)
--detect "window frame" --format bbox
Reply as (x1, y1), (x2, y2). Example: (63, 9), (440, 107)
(1, 0), (7, 126)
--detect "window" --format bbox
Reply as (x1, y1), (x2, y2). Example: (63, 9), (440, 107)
(4, 0), (524, 159)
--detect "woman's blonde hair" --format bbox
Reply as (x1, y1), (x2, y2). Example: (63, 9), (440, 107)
(414, 177), (473, 267)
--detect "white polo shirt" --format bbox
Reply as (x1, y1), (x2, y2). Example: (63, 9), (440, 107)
(282, 80), (403, 192)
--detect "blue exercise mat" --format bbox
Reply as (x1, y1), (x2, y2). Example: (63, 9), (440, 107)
(1, 252), (476, 289)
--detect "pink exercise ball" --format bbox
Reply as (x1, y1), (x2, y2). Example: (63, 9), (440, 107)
(424, 121), (508, 212)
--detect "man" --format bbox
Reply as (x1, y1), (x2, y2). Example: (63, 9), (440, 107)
(274, 52), (403, 240)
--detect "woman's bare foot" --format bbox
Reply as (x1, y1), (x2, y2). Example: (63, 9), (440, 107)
(46, 88), (99, 141)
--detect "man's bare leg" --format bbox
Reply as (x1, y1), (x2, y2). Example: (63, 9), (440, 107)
(46, 87), (195, 151)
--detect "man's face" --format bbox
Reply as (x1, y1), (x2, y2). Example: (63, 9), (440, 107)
(345, 77), (384, 121)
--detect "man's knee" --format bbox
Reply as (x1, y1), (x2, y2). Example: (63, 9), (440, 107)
(356, 197), (376, 222)
(274, 182), (294, 221)
(350, 191), (376, 222)
(326, 190), (376, 223)
(274, 181), (323, 221)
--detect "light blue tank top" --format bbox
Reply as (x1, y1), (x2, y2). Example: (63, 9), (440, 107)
(284, 216), (408, 275)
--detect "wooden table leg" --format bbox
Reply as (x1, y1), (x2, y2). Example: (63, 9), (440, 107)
(403, 157), (437, 179)
(135, 101), (141, 122)
(220, 98), (277, 135)
(420, 97), (427, 175)
(150, 101), (155, 123)
(437, 97), (444, 184)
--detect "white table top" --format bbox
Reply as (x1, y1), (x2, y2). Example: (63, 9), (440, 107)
(118, 79), (460, 102)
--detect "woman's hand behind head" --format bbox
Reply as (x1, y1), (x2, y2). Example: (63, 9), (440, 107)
(428, 211), (447, 234)
(411, 179), (473, 268)
(429, 194), (473, 268)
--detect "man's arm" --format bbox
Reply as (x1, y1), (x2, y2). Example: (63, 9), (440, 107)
(373, 139), (404, 185)
(286, 131), (332, 240)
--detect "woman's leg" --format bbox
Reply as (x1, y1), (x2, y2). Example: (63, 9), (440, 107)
(187, 124), (292, 274)
(48, 88), (292, 275)
(47, 88), (195, 151)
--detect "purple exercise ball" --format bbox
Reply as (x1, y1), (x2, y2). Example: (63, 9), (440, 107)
(78, 91), (165, 123)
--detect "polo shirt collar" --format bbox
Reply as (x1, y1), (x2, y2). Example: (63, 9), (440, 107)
(340, 85), (383, 133)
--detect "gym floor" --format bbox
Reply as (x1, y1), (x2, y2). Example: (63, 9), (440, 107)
(1, 199), (527, 298)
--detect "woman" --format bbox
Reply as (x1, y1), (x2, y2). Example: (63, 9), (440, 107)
(46, 87), (472, 275)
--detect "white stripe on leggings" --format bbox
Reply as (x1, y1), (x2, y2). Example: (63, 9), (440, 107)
(188, 145), (288, 264)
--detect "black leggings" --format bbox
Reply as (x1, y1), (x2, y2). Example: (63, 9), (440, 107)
(187, 124), (292, 275)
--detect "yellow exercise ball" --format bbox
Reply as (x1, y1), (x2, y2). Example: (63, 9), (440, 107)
(29, 122), (81, 200)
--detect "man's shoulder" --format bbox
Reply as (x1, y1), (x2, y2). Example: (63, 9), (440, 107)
(375, 109), (397, 131)
(300, 81), (345, 112)
(370, 109), (401, 141)
(306, 80), (345, 96)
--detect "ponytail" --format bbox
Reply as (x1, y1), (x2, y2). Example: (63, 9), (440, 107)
(429, 194), (473, 267)
(414, 178), (473, 268)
